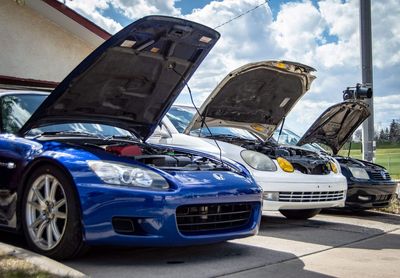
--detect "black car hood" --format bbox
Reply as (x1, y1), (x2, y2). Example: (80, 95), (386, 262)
(298, 101), (370, 154)
(184, 61), (316, 140)
(19, 16), (220, 140)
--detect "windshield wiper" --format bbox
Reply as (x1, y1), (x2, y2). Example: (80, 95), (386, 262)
(104, 134), (139, 142)
(204, 134), (240, 140)
(34, 131), (105, 139)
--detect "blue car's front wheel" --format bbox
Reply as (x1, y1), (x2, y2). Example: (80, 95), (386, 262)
(22, 164), (86, 259)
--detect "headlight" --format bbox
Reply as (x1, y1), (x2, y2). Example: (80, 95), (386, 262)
(348, 167), (369, 180)
(263, 192), (279, 201)
(240, 150), (277, 171)
(88, 161), (169, 189)
(329, 161), (338, 174)
(276, 157), (294, 173)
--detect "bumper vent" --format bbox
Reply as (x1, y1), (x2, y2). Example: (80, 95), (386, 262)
(278, 191), (345, 202)
(375, 194), (393, 202)
(176, 203), (252, 235)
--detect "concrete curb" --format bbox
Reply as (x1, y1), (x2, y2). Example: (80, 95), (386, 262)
(0, 242), (87, 277)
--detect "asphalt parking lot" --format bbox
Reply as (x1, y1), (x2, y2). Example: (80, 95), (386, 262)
(1, 210), (399, 277)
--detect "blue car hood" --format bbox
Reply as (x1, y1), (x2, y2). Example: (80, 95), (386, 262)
(19, 16), (220, 140)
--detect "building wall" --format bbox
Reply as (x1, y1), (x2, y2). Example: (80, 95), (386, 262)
(0, 0), (96, 83)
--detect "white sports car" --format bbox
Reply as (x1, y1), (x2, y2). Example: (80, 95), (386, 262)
(149, 61), (347, 219)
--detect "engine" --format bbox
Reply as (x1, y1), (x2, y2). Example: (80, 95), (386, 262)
(210, 136), (332, 175)
(92, 141), (231, 171)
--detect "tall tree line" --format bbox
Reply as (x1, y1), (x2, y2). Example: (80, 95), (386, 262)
(376, 119), (400, 143)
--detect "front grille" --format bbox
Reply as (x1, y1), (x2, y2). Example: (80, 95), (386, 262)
(375, 194), (392, 202)
(278, 191), (345, 202)
(176, 203), (252, 235)
(368, 170), (391, 181)
(291, 162), (330, 175)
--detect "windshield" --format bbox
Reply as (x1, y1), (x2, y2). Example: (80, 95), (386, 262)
(166, 106), (196, 133)
(167, 105), (258, 140)
(191, 126), (258, 140)
(1, 93), (47, 134)
(273, 129), (325, 152)
(28, 123), (133, 138)
(0, 92), (133, 138)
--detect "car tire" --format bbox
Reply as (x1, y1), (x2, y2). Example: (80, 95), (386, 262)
(21, 164), (87, 260)
(279, 209), (322, 219)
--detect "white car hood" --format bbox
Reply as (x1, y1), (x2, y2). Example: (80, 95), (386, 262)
(184, 61), (316, 140)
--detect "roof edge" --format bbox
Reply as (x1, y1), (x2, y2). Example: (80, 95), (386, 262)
(42, 0), (112, 40)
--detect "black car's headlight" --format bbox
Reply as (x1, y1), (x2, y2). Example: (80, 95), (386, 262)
(240, 150), (277, 171)
(348, 167), (369, 180)
(88, 161), (169, 189)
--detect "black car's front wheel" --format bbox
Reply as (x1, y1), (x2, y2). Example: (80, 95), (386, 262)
(279, 209), (322, 220)
(22, 165), (86, 259)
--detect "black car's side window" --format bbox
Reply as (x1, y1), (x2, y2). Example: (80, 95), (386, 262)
(1, 94), (46, 134)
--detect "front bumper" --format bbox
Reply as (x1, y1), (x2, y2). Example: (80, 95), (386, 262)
(76, 182), (262, 246)
(345, 180), (397, 208)
(256, 174), (347, 211)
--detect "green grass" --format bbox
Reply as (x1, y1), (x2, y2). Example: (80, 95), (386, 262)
(376, 197), (400, 215)
(338, 143), (400, 179)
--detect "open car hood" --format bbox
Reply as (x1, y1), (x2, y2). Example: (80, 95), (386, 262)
(297, 101), (370, 154)
(184, 61), (316, 140)
(19, 16), (220, 140)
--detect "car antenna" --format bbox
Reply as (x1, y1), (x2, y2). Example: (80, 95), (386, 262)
(277, 116), (286, 143)
(169, 65), (225, 166)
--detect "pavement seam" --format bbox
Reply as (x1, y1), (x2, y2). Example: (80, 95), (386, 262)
(215, 227), (400, 277)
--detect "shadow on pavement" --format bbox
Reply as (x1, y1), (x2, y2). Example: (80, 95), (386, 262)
(322, 208), (400, 226)
(65, 242), (331, 278)
(259, 212), (400, 250)
(0, 228), (332, 277)
(0, 230), (26, 249)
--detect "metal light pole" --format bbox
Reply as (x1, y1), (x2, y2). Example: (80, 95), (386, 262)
(360, 0), (374, 162)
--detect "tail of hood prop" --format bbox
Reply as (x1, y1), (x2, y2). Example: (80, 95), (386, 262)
(19, 16), (220, 140)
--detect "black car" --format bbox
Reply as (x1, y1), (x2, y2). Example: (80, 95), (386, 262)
(294, 100), (397, 209)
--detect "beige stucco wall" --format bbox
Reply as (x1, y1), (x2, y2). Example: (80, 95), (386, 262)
(0, 0), (95, 82)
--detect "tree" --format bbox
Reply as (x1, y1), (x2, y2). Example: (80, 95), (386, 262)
(379, 129), (386, 142)
(389, 119), (400, 143)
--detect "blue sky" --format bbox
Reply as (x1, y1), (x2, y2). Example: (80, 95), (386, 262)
(64, 0), (400, 134)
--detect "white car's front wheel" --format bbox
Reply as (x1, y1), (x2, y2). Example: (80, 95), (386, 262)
(279, 209), (321, 219)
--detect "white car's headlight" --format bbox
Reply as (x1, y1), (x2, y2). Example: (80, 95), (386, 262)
(329, 158), (341, 174)
(88, 161), (169, 189)
(349, 167), (369, 180)
(240, 150), (277, 171)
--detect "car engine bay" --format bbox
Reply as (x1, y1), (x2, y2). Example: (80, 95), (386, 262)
(43, 136), (236, 172)
(207, 135), (332, 175)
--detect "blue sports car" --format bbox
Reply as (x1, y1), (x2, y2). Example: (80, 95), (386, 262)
(0, 16), (262, 259)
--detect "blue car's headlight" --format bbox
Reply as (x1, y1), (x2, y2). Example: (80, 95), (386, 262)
(88, 161), (169, 189)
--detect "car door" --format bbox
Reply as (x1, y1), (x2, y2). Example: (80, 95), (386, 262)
(0, 93), (45, 228)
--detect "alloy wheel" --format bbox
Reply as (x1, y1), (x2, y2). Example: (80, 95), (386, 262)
(25, 174), (68, 251)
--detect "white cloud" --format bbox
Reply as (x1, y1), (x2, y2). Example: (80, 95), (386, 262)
(178, 0), (281, 105)
(63, 0), (123, 33)
(370, 0), (400, 67)
(270, 0), (325, 63)
(109, 0), (181, 19)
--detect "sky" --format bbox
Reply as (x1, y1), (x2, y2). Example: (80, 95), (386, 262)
(63, 0), (400, 135)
